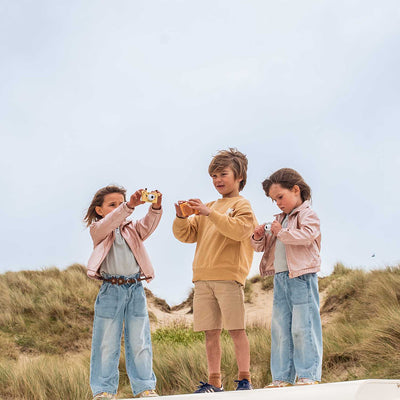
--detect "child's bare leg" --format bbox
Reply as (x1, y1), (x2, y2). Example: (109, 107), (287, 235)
(229, 329), (251, 380)
(205, 329), (222, 387)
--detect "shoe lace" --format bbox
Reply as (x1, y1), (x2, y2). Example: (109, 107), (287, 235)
(196, 381), (222, 392)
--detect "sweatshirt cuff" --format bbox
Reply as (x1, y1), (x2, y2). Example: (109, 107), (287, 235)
(174, 215), (189, 225)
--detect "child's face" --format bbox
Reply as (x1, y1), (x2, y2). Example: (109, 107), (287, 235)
(95, 192), (125, 218)
(211, 166), (242, 198)
(268, 183), (303, 214)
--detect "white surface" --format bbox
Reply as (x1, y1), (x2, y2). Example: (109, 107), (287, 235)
(124, 380), (400, 400)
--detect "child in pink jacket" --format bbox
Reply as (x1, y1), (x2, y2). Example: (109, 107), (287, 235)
(251, 168), (322, 388)
(84, 185), (162, 400)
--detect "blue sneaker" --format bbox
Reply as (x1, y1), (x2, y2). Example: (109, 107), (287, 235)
(194, 381), (224, 393)
(235, 379), (253, 390)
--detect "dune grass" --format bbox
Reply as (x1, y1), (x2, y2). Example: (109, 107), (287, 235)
(0, 353), (91, 400)
(0, 264), (399, 399)
(0, 264), (98, 356)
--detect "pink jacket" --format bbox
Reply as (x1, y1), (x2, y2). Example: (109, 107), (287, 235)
(86, 202), (162, 281)
(251, 200), (321, 278)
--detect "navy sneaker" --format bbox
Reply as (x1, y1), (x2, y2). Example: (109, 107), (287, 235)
(235, 379), (253, 390)
(194, 381), (224, 393)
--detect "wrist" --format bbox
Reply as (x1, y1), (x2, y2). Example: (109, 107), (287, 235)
(126, 202), (135, 210)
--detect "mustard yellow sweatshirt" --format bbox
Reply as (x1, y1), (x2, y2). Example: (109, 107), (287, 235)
(172, 196), (257, 285)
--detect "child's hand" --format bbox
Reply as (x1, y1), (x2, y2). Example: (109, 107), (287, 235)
(188, 199), (211, 216)
(253, 224), (266, 240)
(152, 190), (162, 210)
(127, 190), (145, 209)
(174, 201), (187, 218)
(271, 220), (282, 236)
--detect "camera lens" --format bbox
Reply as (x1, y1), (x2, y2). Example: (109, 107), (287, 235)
(148, 194), (156, 201)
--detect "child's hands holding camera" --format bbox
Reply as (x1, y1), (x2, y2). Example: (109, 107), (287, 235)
(271, 220), (282, 236)
(187, 198), (211, 216)
(174, 201), (187, 218)
(174, 199), (210, 218)
(253, 220), (281, 239)
(127, 190), (146, 209)
(127, 189), (162, 210)
(152, 191), (162, 210)
(253, 224), (266, 241)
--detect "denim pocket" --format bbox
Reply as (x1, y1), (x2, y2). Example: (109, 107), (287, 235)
(297, 274), (309, 282)
(130, 285), (148, 317)
(290, 276), (310, 305)
(95, 284), (118, 318)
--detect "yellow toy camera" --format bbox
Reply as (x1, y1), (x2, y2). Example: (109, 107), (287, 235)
(179, 201), (200, 217)
(141, 189), (159, 204)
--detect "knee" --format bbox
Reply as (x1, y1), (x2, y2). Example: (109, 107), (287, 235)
(228, 329), (246, 340)
(205, 329), (221, 343)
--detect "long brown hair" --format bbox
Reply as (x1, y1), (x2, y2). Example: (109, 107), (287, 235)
(208, 148), (248, 191)
(84, 185), (126, 227)
(262, 168), (311, 202)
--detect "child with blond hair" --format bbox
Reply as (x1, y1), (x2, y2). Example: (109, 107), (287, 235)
(173, 148), (257, 393)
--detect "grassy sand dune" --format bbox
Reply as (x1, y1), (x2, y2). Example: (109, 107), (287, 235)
(0, 263), (399, 399)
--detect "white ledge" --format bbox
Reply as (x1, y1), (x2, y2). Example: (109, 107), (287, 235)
(123, 380), (400, 400)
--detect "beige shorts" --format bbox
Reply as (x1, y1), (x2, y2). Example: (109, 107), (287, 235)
(193, 280), (245, 332)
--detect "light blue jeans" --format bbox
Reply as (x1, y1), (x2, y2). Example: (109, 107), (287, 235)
(270, 272), (323, 384)
(90, 273), (156, 396)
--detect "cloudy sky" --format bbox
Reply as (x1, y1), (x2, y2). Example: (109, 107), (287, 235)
(1, 1), (399, 304)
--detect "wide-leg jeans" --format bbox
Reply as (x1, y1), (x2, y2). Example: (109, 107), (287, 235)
(270, 272), (323, 384)
(90, 274), (156, 396)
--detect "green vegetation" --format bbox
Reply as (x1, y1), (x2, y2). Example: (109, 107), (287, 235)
(0, 264), (399, 399)
(0, 264), (97, 357)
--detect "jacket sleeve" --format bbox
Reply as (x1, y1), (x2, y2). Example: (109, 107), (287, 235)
(207, 201), (256, 241)
(134, 206), (163, 241)
(172, 215), (200, 243)
(251, 233), (275, 252)
(277, 210), (320, 245)
(90, 203), (133, 246)
(251, 235), (266, 251)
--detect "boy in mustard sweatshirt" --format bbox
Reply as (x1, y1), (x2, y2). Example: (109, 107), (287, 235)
(173, 148), (257, 393)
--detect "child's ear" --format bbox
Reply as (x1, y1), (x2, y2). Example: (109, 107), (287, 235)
(95, 206), (103, 217)
(292, 185), (300, 194)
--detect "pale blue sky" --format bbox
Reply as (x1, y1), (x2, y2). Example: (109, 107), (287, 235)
(1, 1), (399, 304)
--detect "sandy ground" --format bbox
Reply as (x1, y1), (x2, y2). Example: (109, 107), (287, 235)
(147, 280), (330, 330)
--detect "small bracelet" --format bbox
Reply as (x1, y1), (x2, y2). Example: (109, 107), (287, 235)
(126, 203), (135, 210)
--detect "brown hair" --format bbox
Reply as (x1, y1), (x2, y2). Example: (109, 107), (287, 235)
(262, 168), (311, 202)
(83, 185), (126, 227)
(208, 148), (248, 191)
